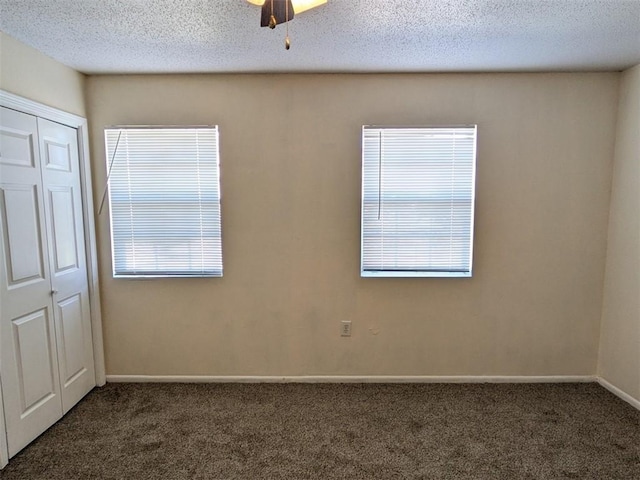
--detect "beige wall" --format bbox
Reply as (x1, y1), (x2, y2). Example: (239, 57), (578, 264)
(599, 65), (640, 402)
(0, 31), (85, 116)
(86, 73), (618, 377)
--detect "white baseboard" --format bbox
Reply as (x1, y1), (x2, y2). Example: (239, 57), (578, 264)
(597, 377), (640, 410)
(106, 374), (596, 384)
(105, 374), (638, 412)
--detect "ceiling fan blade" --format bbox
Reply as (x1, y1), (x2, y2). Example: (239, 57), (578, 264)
(261, 0), (295, 27)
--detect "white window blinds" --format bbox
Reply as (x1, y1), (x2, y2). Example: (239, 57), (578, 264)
(361, 126), (477, 277)
(104, 127), (223, 277)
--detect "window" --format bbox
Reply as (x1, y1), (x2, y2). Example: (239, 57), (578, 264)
(104, 127), (223, 277)
(361, 126), (477, 277)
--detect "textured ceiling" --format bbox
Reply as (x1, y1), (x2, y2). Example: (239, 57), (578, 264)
(0, 0), (639, 74)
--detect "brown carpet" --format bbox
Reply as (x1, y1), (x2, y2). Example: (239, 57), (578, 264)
(1, 383), (638, 479)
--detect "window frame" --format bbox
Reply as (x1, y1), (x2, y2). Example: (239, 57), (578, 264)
(360, 124), (478, 278)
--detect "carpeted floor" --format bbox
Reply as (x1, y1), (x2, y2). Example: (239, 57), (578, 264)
(1, 383), (638, 479)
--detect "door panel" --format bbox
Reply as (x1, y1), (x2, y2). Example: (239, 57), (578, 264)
(0, 125), (35, 167)
(0, 107), (63, 458)
(0, 185), (45, 285)
(38, 117), (95, 414)
(12, 309), (57, 414)
(56, 294), (87, 386)
(43, 138), (71, 172)
(49, 187), (79, 273)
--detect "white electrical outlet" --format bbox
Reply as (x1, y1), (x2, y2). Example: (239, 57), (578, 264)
(341, 320), (352, 337)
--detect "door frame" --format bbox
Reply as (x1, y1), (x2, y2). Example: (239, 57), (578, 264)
(0, 375), (6, 468)
(0, 90), (105, 468)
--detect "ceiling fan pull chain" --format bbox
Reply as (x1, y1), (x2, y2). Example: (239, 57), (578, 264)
(269, 0), (277, 29)
(285, 0), (291, 49)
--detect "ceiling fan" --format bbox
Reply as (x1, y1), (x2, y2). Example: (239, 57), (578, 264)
(246, 0), (328, 49)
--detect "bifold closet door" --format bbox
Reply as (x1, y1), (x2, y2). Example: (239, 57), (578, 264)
(0, 108), (95, 458)
(38, 118), (95, 414)
(0, 107), (63, 457)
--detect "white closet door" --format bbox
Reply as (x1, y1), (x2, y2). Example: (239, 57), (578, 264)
(38, 118), (95, 414)
(0, 107), (63, 457)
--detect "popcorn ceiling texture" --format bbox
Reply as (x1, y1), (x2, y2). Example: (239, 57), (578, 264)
(0, 0), (639, 74)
